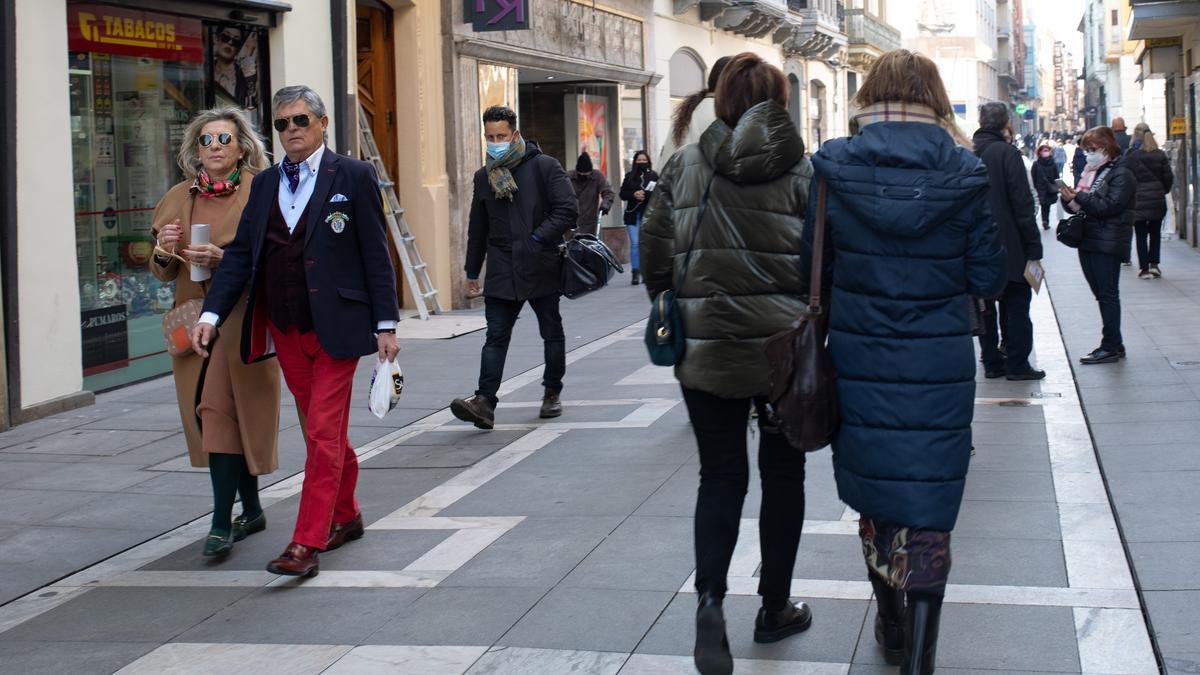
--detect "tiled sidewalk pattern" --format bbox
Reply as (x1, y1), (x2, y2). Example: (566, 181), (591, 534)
(0, 270), (1164, 673)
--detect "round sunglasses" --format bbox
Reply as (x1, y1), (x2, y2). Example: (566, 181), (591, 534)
(199, 132), (233, 147)
(273, 115), (312, 132)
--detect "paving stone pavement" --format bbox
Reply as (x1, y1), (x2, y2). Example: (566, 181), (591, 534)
(0, 265), (1176, 674)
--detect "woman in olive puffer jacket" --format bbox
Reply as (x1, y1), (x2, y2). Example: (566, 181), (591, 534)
(640, 52), (813, 675)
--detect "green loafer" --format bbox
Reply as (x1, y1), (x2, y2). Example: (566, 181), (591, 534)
(232, 512), (267, 542)
(202, 529), (233, 558)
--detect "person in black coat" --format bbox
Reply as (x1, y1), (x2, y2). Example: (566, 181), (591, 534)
(1125, 130), (1174, 278)
(1059, 126), (1137, 364)
(619, 150), (658, 284)
(1030, 143), (1061, 230)
(1072, 137), (1087, 186)
(451, 105), (577, 430)
(973, 103), (1046, 381)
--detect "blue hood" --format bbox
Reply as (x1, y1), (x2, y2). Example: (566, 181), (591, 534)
(811, 122), (989, 238)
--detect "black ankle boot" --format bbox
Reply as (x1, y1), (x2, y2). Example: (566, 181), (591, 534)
(869, 571), (905, 665)
(902, 591), (943, 675)
(694, 592), (733, 675)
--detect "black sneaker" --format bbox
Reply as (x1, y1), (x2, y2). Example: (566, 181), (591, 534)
(450, 395), (496, 430)
(1080, 348), (1120, 365)
(753, 600), (813, 643)
(1006, 368), (1046, 381)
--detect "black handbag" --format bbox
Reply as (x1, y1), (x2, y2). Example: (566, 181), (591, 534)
(1056, 213), (1086, 248)
(763, 178), (840, 452)
(644, 180), (711, 366)
(560, 233), (623, 299)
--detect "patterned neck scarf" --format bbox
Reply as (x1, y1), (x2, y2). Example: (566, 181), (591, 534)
(191, 165), (242, 198)
(281, 156), (303, 193)
(853, 101), (972, 148)
(486, 137), (527, 201)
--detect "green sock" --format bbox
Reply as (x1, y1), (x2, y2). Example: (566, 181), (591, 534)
(208, 454), (241, 532)
(237, 456), (263, 520)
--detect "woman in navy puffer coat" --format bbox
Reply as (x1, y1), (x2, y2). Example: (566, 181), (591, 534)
(800, 50), (1006, 674)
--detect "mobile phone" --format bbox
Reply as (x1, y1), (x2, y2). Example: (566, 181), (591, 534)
(1055, 179), (1070, 190)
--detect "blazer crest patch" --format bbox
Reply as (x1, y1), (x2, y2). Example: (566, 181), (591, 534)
(325, 211), (349, 233)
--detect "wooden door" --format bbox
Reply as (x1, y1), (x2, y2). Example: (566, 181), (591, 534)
(356, 3), (405, 306)
(357, 3), (398, 184)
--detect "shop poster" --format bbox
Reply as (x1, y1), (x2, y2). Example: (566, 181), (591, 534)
(578, 99), (607, 176)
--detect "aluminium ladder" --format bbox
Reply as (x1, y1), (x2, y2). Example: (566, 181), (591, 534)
(357, 104), (443, 320)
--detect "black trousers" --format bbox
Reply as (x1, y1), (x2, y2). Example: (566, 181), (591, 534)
(1134, 219), (1162, 271)
(681, 386), (806, 605)
(1039, 201), (1052, 226)
(476, 295), (565, 402)
(1078, 250), (1123, 351)
(979, 281), (1034, 374)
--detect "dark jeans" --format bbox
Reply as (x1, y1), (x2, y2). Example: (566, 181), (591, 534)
(476, 295), (565, 402)
(1039, 201), (1052, 226)
(1134, 219), (1162, 271)
(979, 281), (1034, 374)
(1078, 250), (1123, 351)
(681, 386), (806, 605)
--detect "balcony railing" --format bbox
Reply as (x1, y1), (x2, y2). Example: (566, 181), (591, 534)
(845, 8), (900, 61)
(777, 0), (847, 58)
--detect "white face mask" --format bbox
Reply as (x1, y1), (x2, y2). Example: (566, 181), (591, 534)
(1084, 150), (1107, 168)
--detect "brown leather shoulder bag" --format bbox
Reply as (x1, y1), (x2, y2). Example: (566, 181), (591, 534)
(763, 177), (840, 452)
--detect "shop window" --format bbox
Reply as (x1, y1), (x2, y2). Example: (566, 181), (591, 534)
(67, 4), (269, 391)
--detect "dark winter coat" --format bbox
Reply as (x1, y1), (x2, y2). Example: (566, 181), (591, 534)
(466, 141), (577, 301)
(802, 120), (1007, 532)
(1068, 160), (1136, 258)
(1030, 157), (1061, 206)
(973, 129), (1044, 282)
(620, 167), (659, 225)
(1125, 149), (1173, 221)
(567, 170), (615, 234)
(641, 101), (812, 399)
(1072, 147), (1086, 185)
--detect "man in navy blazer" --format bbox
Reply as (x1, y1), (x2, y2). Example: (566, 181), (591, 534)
(193, 85), (399, 577)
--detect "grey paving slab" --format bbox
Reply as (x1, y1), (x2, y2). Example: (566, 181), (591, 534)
(852, 603), (1079, 671)
(790, 533), (869, 582)
(1106, 470), (1199, 505)
(102, 433), (192, 467)
(178, 587), (424, 645)
(78, 404), (190, 432)
(18, 461), (158, 492)
(636, 593), (868, 665)
(970, 402), (1045, 424)
(0, 641), (158, 675)
(949, 536), (1068, 588)
(0, 587), (252, 642)
(962, 469), (1056, 502)
(0, 488), (110, 526)
(316, 530), (452, 571)
(516, 426), (695, 467)
(561, 516), (695, 592)
(969, 422), (1048, 446)
(1093, 443), (1200, 473)
(10, 429), (175, 459)
(125, 471), (218, 497)
(0, 562), (74, 605)
(965, 443), (1050, 473)
(366, 586), (545, 647)
(440, 461), (677, 517)
(850, 668), (1043, 675)
(499, 587), (673, 653)
(361, 443), (505, 469)
(954, 499), (1062, 540)
(1143, 591), (1200, 674)
(440, 516), (622, 590)
(1129, 543), (1200, 591)
(0, 460), (89, 488)
(1072, 383), (1200, 405)
(43, 492), (211, 531)
(1084, 400), (1200, 422)
(1116, 501), (1200, 542)
(1090, 419), (1200, 446)
(0, 526), (149, 568)
(397, 429), (530, 447)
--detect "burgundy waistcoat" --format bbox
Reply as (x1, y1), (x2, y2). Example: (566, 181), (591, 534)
(262, 192), (314, 333)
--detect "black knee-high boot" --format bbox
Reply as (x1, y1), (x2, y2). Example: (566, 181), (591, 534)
(868, 570), (905, 665)
(902, 591), (943, 675)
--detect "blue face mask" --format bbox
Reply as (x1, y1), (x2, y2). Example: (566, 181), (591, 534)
(487, 141), (511, 159)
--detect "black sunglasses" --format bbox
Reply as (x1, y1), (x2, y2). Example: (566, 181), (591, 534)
(199, 132), (233, 147)
(273, 115), (311, 132)
(217, 32), (240, 46)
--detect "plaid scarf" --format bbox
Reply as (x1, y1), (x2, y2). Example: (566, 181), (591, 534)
(191, 165), (242, 198)
(853, 102), (971, 147)
(486, 137), (527, 201)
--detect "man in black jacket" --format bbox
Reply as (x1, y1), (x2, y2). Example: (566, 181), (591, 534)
(973, 102), (1046, 381)
(450, 105), (577, 430)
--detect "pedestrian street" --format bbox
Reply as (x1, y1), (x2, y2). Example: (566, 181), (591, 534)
(0, 279), (1160, 674)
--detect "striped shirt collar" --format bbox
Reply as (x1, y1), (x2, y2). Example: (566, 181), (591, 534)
(854, 102), (943, 128)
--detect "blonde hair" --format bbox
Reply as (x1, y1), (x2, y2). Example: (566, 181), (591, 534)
(854, 49), (972, 147)
(176, 107), (270, 178)
(1141, 131), (1159, 152)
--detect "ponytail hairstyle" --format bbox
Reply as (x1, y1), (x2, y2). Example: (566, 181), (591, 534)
(670, 56), (732, 148)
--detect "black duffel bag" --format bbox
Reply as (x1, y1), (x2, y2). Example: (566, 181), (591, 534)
(560, 233), (624, 299)
(1056, 213), (1086, 248)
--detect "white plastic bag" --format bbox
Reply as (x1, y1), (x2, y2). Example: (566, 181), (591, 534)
(368, 357), (403, 419)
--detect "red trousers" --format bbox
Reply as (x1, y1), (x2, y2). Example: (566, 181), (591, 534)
(269, 325), (360, 550)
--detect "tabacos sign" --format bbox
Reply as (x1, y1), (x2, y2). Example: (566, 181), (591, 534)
(68, 5), (203, 63)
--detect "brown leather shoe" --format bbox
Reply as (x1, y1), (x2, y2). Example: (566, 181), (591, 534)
(325, 512), (365, 551)
(265, 542), (319, 577)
